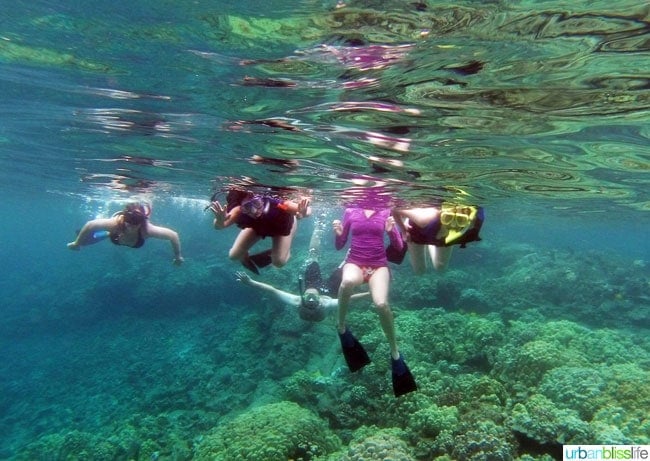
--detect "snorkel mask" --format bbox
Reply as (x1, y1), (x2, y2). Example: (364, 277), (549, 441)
(301, 288), (321, 309)
(241, 196), (267, 218)
(440, 204), (478, 245)
(440, 205), (473, 229)
(299, 275), (321, 309)
(298, 276), (326, 322)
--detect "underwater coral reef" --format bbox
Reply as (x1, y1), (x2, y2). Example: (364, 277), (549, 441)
(5, 237), (648, 460)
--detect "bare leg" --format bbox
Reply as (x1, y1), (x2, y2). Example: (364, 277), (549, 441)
(395, 207), (440, 228)
(307, 217), (324, 263)
(368, 267), (399, 359)
(229, 228), (261, 261)
(270, 217), (298, 267)
(408, 242), (427, 275)
(337, 263), (363, 334)
(428, 245), (453, 272)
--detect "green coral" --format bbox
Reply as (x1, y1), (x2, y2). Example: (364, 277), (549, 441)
(326, 427), (415, 461)
(492, 320), (604, 388)
(496, 339), (570, 387)
(408, 404), (459, 438)
(508, 394), (592, 445)
(589, 363), (650, 443)
(17, 430), (124, 461)
(194, 402), (341, 460)
(451, 420), (515, 461)
(399, 310), (505, 370)
(602, 363), (650, 413)
(591, 406), (650, 444)
(539, 366), (607, 419)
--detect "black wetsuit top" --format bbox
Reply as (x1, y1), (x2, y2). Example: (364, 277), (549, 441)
(110, 226), (145, 248)
(236, 197), (294, 237)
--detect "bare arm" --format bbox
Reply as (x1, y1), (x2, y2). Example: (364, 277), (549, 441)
(145, 223), (184, 265)
(67, 217), (116, 250)
(280, 197), (312, 218)
(209, 201), (240, 229)
(320, 290), (369, 315)
(333, 209), (351, 250)
(350, 291), (371, 300)
(385, 215), (404, 252)
(235, 272), (301, 307)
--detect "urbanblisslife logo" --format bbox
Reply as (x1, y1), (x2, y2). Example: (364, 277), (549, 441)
(563, 445), (650, 460)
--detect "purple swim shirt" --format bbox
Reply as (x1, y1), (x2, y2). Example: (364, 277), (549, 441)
(335, 208), (404, 267)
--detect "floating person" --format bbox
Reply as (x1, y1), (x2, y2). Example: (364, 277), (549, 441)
(233, 216), (368, 321)
(67, 203), (184, 265)
(393, 204), (485, 274)
(234, 266), (368, 322)
(333, 204), (417, 397)
(207, 188), (311, 274)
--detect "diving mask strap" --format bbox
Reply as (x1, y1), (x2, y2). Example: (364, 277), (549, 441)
(298, 276), (309, 307)
(298, 275), (305, 297)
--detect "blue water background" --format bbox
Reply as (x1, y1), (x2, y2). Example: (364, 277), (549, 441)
(1, 0), (649, 458)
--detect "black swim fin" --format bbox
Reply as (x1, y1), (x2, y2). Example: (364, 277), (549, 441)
(241, 256), (260, 275)
(249, 249), (273, 269)
(326, 267), (343, 298)
(392, 355), (417, 397)
(303, 261), (323, 290)
(339, 329), (371, 372)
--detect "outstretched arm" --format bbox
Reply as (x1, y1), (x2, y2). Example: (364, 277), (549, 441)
(280, 197), (312, 218)
(235, 272), (301, 307)
(67, 217), (116, 250)
(146, 223), (184, 265)
(320, 290), (370, 314)
(350, 291), (371, 300)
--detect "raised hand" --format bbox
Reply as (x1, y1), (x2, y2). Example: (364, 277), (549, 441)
(385, 215), (395, 232)
(235, 271), (251, 284)
(298, 198), (311, 218)
(209, 201), (228, 227)
(332, 219), (343, 236)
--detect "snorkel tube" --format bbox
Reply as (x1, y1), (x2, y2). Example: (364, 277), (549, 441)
(298, 275), (305, 298)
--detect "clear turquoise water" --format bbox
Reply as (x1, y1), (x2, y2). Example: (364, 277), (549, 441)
(0, 1), (648, 459)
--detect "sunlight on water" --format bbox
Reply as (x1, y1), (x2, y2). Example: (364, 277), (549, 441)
(0, 0), (648, 211)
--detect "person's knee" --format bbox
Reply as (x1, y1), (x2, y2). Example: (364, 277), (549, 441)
(342, 275), (360, 287)
(339, 278), (356, 293)
(272, 257), (288, 268)
(271, 250), (290, 267)
(228, 248), (243, 261)
(375, 302), (391, 315)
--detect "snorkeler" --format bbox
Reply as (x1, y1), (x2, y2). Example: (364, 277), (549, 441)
(334, 203), (417, 397)
(392, 204), (484, 274)
(234, 212), (367, 321)
(235, 267), (368, 322)
(67, 203), (184, 265)
(208, 187), (311, 273)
